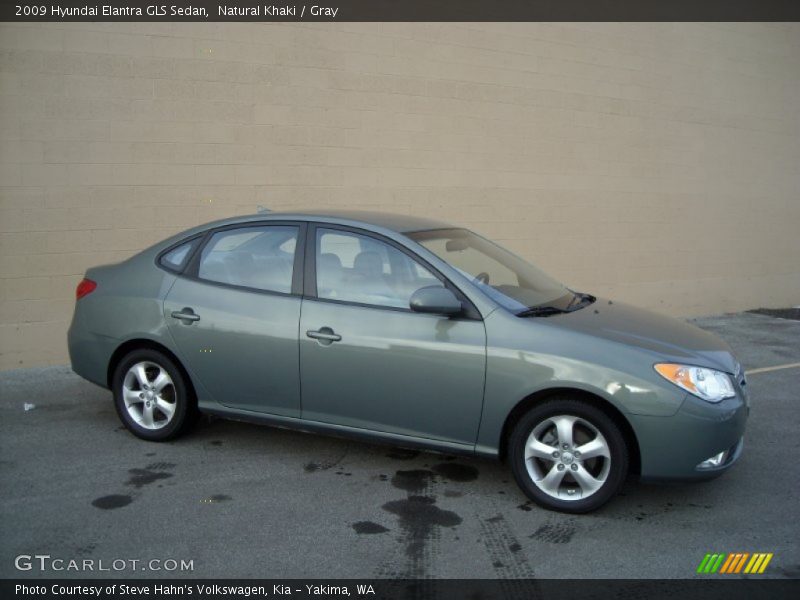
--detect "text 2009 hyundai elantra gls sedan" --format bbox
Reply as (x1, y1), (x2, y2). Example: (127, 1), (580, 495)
(68, 210), (748, 512)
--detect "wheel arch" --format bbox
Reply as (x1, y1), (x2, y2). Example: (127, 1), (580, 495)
(499, 387), (641, 476)
(107, 338), (197, 405)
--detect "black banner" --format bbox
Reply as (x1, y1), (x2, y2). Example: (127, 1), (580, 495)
(3, 0), (800, 22)
(3, 579), (800, 600)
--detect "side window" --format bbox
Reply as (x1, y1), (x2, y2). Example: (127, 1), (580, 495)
(198, 226), (298, 293)
(318, 231), (361, 268)
(159, 239), (198, 272)
(316, 228), (443, 309)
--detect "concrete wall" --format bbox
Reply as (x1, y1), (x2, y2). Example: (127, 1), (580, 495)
(1, 22), (799, 369)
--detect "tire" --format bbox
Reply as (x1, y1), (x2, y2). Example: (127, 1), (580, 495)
(509, 397), (629, 513)
(112, 348), (196, 442)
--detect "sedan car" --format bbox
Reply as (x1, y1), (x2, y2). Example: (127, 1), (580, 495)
(68, 210), (748, 512)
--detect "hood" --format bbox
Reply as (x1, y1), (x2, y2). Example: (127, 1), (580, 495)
(551, 298), (739, 374)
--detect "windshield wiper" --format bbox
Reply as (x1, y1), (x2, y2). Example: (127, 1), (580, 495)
(517, 293), (596, 318)
(515, 306), (567, 318)
(564, 291), (594, 311)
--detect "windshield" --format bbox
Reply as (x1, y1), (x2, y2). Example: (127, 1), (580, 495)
(407, 228), (570, 312)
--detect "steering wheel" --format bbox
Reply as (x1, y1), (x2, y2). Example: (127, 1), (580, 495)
(473, 272), (490, 285)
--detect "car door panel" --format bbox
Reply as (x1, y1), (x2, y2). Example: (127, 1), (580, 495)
(299, 225), (487, 445)
(300, 300), (486, 444)
(165, 279), (302, 416)
(163, 222), (304, 417)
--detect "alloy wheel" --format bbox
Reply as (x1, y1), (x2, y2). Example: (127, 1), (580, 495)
(524, 414), (611, 501)
(121, 361), (177, 430)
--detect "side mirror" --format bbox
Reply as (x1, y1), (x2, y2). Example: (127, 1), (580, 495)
(410, 286), (462, 316)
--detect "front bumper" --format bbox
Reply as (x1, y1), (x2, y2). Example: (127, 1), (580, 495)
(631, 389), (748, 482)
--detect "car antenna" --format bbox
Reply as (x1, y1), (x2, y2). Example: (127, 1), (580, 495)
(256, 205), (272, 214)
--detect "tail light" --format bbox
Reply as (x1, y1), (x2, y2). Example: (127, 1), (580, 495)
(76, 278), (97, 300)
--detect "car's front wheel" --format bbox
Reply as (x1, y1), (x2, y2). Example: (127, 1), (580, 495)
(112, 349), (196, 441)
(509, 397), (629, 513)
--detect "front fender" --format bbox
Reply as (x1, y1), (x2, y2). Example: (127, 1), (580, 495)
(476, 310), (686, 456)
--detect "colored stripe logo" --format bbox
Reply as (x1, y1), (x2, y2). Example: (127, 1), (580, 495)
(697, 552), (773, 574)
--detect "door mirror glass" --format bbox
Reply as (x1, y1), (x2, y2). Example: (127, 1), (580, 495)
(410, 286), (462, 315)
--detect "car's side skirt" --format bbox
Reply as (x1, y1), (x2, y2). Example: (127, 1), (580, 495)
(200, 405), (490, 459)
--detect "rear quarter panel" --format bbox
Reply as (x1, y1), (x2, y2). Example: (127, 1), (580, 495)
(68, 248), (178, 387)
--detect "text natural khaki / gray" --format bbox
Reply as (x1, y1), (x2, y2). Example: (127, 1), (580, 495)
(219, 5), (340, 17)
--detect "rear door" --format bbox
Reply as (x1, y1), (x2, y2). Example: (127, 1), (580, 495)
(164, 222), (305, 416)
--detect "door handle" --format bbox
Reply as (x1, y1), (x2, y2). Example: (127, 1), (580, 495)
(306, 328), (341, 343)
(171, 308), (200, 323)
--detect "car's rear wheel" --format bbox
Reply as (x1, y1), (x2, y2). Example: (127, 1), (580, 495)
(509, 397), (629, 513)
(112, 349), (195, 441)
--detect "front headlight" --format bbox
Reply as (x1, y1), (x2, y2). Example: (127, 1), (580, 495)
(654, 363), (736, 403)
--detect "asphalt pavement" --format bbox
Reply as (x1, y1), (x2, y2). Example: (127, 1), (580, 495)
(1, 312), (798, 579)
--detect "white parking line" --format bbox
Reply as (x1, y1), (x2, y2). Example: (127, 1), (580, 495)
(745, 362), (800, 376)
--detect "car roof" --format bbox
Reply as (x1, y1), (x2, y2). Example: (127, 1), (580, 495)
(191, 210), (456, 235)
(290, 209), (455, 233)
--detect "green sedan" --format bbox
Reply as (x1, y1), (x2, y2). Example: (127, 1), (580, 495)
(68, 210), (748, 512)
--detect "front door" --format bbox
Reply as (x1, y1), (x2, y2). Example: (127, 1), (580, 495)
(164, 222), (305, 416)
(299, 226), (486, 445)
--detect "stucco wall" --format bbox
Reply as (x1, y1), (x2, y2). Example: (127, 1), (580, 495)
(1, 22), (799, 369)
